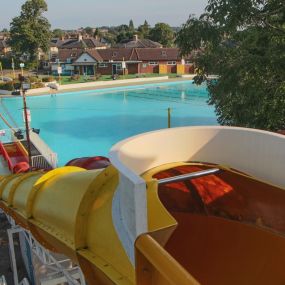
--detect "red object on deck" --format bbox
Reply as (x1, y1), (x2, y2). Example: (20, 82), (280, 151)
(66, 156), (110, 170)
(13, 162), (30, 173)
(0, 142), (30, 173)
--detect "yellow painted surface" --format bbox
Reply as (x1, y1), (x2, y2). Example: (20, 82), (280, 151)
(135, 234), (200, 285)
(159, 64), (167, 74)
(12, 173), (44, 218)
(0, 165), (135, 284)
(176, 64), (185, 75)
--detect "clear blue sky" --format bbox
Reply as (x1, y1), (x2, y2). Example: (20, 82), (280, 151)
(1, 0), (208, 30)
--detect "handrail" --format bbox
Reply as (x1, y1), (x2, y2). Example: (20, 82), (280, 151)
(135, 234), (200, 285)
(157, 168), (220, 185)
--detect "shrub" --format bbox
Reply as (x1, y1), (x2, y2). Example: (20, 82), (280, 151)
(0, 81), (14, 91)
(95, 73), (101, 80)
(70, 74), (80, 81)
(29, 76), (40, 83)
(42, 76), (54, 82)
(31, 82), (45, 89)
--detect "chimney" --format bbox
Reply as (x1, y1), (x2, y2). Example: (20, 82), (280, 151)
(133, 34), (138, 41)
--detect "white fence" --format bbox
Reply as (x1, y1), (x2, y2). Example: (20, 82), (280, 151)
(29, 131), (58, 169)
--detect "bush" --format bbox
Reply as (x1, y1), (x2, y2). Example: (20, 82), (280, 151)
(0, 81), (14, 91)
(42, 76), (54, 82)
(29, 76), (40, 83)
(70, 74), (80, 81)
(0, 80), (21, 91)
(95, 73), (101, 80)
(31, 82), (45, 89)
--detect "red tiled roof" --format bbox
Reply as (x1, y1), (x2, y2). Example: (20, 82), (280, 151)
(97, 48), (135, 61)
(131, 48), (180, 61)
(58, 49), (84, 62)
(85, 50), (103, 62)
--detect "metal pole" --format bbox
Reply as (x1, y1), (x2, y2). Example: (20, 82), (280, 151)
(168, 108), (171, 128)
(158, 168), (220, 185)
(22, 88), (32, 170)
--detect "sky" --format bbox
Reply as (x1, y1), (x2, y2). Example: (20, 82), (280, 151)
(0, 0), (208, 30)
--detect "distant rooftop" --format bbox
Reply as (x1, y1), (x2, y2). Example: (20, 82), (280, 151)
(114, 35), (162, 48)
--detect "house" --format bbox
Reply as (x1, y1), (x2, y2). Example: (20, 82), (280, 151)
(59, 34), (107, 50)
(69, 48), (194, 76)
(0, 38), (11, 56)
(114, 35), (162, 48)
(50, 35), (108, 75)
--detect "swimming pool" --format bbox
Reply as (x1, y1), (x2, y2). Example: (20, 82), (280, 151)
(0, 81), (217, 166)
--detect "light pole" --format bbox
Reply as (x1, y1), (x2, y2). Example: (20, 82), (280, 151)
(20, 62), (25, 76)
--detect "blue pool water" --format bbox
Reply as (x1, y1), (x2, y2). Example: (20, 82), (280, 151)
(0, 81), (217, 166)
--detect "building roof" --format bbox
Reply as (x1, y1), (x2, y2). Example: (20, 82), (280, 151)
(50, 38), (64, 48)
(130, 48), (181, 61)
(57, 49), (84, 62)
(115, 38), (162, 49)
(97, 48), (136, 61)
(60, 38), (106, 49)
(58, 47), (193, 63)
(85, 50), (103, 62)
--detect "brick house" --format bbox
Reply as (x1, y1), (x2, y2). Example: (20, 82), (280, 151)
(69, 48), (194, 76)
(50, 35), (107, 75)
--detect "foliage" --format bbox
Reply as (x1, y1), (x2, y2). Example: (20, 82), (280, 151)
(0, 81), (15, 91)
(9, 0), (52, 63)
(84, 27), (93, 36)
(115, 24), (135, 43)
(149, 23), (174, 47)
(52, 29), (64, 38)
(0, 56), (20, 69)
(41, 76), (54, 82)
(176, 0), (285, 131)
(129, 20), (135, 32)
(138, 20), (150, 38)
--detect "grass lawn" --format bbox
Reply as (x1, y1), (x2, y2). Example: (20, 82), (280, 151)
(53, 73), (180, 85)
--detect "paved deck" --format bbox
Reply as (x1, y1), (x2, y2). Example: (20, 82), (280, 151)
(0, 157), (10, 175)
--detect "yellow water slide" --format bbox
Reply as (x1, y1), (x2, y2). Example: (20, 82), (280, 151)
(0, 165), (198, 285)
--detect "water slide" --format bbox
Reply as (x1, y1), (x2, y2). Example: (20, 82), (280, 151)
(1, 126), (285, 284)
(66, 156), (110, 170)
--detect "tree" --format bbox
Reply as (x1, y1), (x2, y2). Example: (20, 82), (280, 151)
(129, 19), (135, 32)
(52, 28), (64, 38)
(138, 20), (150, 38)
(9, 0), (51, 63)
(84, 26), (93, 36)
(176, 0), (285, 131)
(149, 23), (174, 47)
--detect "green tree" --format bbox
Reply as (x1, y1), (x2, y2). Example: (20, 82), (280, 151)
(52, 28), (64, 38)
(84, 26), (93, 36)
(138, 20), (150, 38)
(149, 23), (174, 47)
(176, 0), (285, 131)
(9, 0), (51, 63)
(129, 19), (135, 32)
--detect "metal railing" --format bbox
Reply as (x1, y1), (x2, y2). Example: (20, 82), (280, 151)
(158, 168), (220, 185)
(29, 131), (58, 169)
(31, 155), (52, 170)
